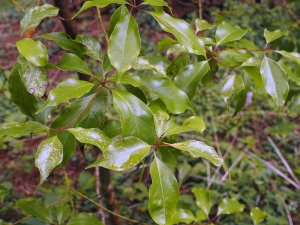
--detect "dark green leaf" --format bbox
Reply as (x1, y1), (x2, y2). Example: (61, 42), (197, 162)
(102, 54), (113, 74)
(217, 49), (251, 68)
(112, 89), (156, 144)
(108, 5), (128, 36)
(0, 121), (47, 137)
(250, 207), (268, 224)
(87, 136), (151, 171)
(20, 4), (59, 32)
(215, 21), (247, 46)
(16, 38), (48, 67)
(56, 204), (70, 225)
(56, 53), (92, 75)
(103, 120), (122, 138)
(220, 74), (245, 103)
(134, 56), (166, 76)
(264, 29), (287, 44)
(148, 157), (179, 225)
(75, 34), (101, 60)
(166, 53), (190, 78)
(217, 198), (245, 215)
(192, 187), (212, 217)
(67, 213), (103, 225)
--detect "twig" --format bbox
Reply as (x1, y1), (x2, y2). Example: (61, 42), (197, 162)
(268, 137), (300, 186)
(96, 7), (109, 45)
(198, 0), (202, 19)
(221, 153), (244, 182)
(278, 196), (294, 225)
(11, 0), (25, 12)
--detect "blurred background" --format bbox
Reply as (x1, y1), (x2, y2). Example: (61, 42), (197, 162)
(0, 0), (300, 224)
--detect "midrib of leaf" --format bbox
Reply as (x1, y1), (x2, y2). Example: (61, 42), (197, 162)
(120, 15), (130, 72)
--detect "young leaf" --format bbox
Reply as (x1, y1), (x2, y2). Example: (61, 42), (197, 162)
(172, 209), (195, 224)
(16, 38), (48, 67)
(192, 187), (212, 217)
(17, 56), (48, 97)
(217, 198), (245, 215)
(112, 89), (156, 144)
(87, 136), (151, 171)
(75, 34), (101, 60)
(174, 61), (210, 99)
(39, 78), (94, 111)
(151, 11), (206, 56)
(264, 29), (288, 44)
(40, 32), (85, 57)
(276, 50), (300, 65)
(72, 0), (127, 19)
(67, 213), (103, 225)
(35, 136), (63, 184)
(215, 21), (247, 46)
(0, 121), (47, 137)
(148, 157), (179, 225)
(8, 63), (37, 117)
(56, 53), (93, 75)
(108, 11), (141, 74)
(260, 56), (289, 108)
(143, 0), (169, 7)
(220, 75), (245, 103)
(20, 4), (59, 32)
(16, 198), (53, 223)
(68, 128), (111, 152)
(172, 140), (223, 166)
(195, 19), (213, 33)
(250, 207), (268, 224)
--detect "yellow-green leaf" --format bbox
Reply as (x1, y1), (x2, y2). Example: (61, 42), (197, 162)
(0, 121), (47, 138)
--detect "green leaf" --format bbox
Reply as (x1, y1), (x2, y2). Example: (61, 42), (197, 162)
(108, 10), (141, 74)
(276, 50), (300, 65)
(148, 157), (179, 225)
(172, 140), (223, 166)
(192, 187), (212, 217)
(134, 56), (166, 76)
(103, 54), (113, 74)
(0, 121), (47, 138)
(16, 198), (53, 222)
(215, 21), (247, 46)
(164, 116), (206, 136)
(20, 4), (59, 32)
(39, 78), (94, 111)
(75, 34), (101, 60)
(17, 56), (48, 97)
(67, 213), (103, 225)
(151, 11), (206, 56)
(103, 120), (122, 138)
(217, 198), (245, 215)
(56, 204), (70, 225)
(195, 19), (214, 32)
(139, 74), (192, 114)
(195, 210), (207, 222)
(166, 53), (190, 78)
(35, 136), (63, 184)
(108, 5), (128, 36)
(250, 207), (268, 224)
(217, 49), (251, 68)
(72, 0), (127, 19)
(16, 38), (48, 67)
(112, 89), (156, 144)
(264, 29), (288, 44)
(220, 75), (245, 103)
(241, 57), (261, 67)
(8, 63), (37, 117)
(152, 110), (170, 138)
(87, 136), (151, 171)
(40, 32), (85, 57)
(172, 209), (195, 224)
(57, 132), (76, 167)
(260, 56), (289, 108)
(143, 0), (169, 7)
(68, 128), (111, 152)
(55, 53), (92, 75)
(174, 61), (210, 99)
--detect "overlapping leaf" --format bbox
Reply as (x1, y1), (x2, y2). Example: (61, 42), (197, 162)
(0, 121), (47, 137)
(215, 21), (247, 46)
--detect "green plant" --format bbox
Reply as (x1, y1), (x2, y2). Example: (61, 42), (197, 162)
(1, 0), (300, 224)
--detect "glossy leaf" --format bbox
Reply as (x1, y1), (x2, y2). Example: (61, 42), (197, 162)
(152, 110), (170, 138)
(16, 38), (48, 67)
(172, 209), (195, 224)
(134, 56), (166, 76)
(87, 136), (151, 171)
(148, 157), (179, 225)
(195, 19), (213, 32)
(17, 56), (48, 97)
(56, 53), (92, 75)
(215, 21), (247, 46)
(143, 0), (169, 7)
(103, 120), (122, 138)
(40, 32), (85, 57)
(20, 4), (59, 32)
(264, 29), (287, 44)
(250, 207), (268, 224)
(35, 136), (63, 184)
(260, 56), (289, 108)
(174, 61), (210, 99)
(108, 5), (128, 36)
(75, 34), (101, 60)
(67, 213), (103, 225)
(39, 78), (94, 111)
(241, 57), (261, 67)
(103, 54), (113, 74)
(217, 198), (245, 215)
(220, 75), (245, 103)
(192, 187), (212, 217)
(164, 116), (206, 136)
(217, 49), (251, 68)
(108, 11), (141, 74)
(16, 198), (53, 223)
(172, 140), (223, 166)
(151, 11), (206, 56)
(166, 53), (190, 78)
(73, 0), (127, 19)
(112, 89), (156, 144)
(276, 50), (300, 65)
(8, 63), (37, 117)
(0, 121), (47, 138)
(68, 128), (111, 152)
(139, 74), (192, 114)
